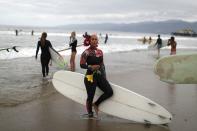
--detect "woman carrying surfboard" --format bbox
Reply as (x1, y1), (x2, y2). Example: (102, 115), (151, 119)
(35, 32), (52, 78)
(80, 34), (113, 117)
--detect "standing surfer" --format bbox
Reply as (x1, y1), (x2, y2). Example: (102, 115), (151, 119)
(80, 34), (113, 117)
(155, 34), (162, 57)
(167, 36), (177, 55)
(69, 31), (78, 72)
(15, 29), (18, 36)
(35, 32), (52, 78)
(104, 33), (108, 44)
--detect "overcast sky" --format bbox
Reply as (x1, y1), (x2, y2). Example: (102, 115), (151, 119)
(0, 0), (197, 26)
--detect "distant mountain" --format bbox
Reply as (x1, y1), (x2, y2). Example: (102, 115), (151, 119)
(1, 20), (197, 34)
(56, 20), (197, 34)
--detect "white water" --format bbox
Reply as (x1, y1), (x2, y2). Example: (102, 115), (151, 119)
(0, 29), (197, 60)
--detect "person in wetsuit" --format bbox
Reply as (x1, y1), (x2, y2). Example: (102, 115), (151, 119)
(104, 33), (108, 44)
(69, 31), (77, 71)
(167, 36), (177, 55)
(80, 34), (113, 117)
(155, 34), (162, 57)
(148, 36), (152, 44)
(15, 29), (18, 36)
(35, 32), (52, 78)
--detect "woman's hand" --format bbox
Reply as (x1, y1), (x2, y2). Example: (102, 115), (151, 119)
(91, 65), (100, 71)
(49, 60), (52, 66)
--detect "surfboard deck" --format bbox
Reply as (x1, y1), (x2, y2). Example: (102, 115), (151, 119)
(154, 53), (197, 84)
(148, 40), (168, 50)
(49, 47), (68, 69)
(52, 70), (172, 124)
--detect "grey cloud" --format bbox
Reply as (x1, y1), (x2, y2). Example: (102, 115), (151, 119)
(0, 0), (196, 26)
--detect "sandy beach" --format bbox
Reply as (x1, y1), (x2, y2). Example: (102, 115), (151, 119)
(0, 49), (197, 131)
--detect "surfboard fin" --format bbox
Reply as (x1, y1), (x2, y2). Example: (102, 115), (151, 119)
(162, 123), (169, 127)
(0, 46), (19, 52)
(12, 46), (19, 52)
(144, 119), (151, 125)
(148, 102), (156, 106)
(158, 115), (167, 119)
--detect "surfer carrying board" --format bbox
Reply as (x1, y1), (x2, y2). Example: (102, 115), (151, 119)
(80, 34), (113, 117)
(69, 31), (78, 72)
(35, 32), (53, 78)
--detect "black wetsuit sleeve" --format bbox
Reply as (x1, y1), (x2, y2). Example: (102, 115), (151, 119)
(48, 41), (52, 48)
(155, 39), (159, 46)
(35, 42), (40, 58)
(80, 64), (92, 70)
(80, 51), (92, 70)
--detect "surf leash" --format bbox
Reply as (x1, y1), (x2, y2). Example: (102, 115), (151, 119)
(58, 44), (84, 52)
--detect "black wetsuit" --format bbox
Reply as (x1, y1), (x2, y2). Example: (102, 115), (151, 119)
(156, 38), (162, 49)
(36, 40), (52, 77)
(69, 38), (77, 52)
(104, 34), (108, 44)
(80, 46), (113, 115)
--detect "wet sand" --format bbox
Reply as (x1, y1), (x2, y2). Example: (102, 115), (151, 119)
(0, 49), (197, 131)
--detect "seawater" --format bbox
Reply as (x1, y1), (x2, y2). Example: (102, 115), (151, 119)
(1, 28), (197, 60)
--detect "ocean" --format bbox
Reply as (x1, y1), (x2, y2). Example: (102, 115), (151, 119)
(0, 28), (197, 60)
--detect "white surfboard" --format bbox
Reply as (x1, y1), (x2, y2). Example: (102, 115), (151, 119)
(52, 70), (172, 124)
(49, 47), (68, 69)
(154, 53), (197, 84)
(148, 40), (168, 50)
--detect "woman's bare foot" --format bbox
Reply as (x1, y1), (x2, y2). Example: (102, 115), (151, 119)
(93, 103), (99, 116)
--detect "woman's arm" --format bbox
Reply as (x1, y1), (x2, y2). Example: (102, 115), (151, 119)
(35, 42), (40, 59)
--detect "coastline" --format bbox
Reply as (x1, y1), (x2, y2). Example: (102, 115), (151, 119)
(0, 49), (197, 131)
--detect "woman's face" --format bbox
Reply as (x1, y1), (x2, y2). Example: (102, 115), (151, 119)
(90, 35), (98, 47)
